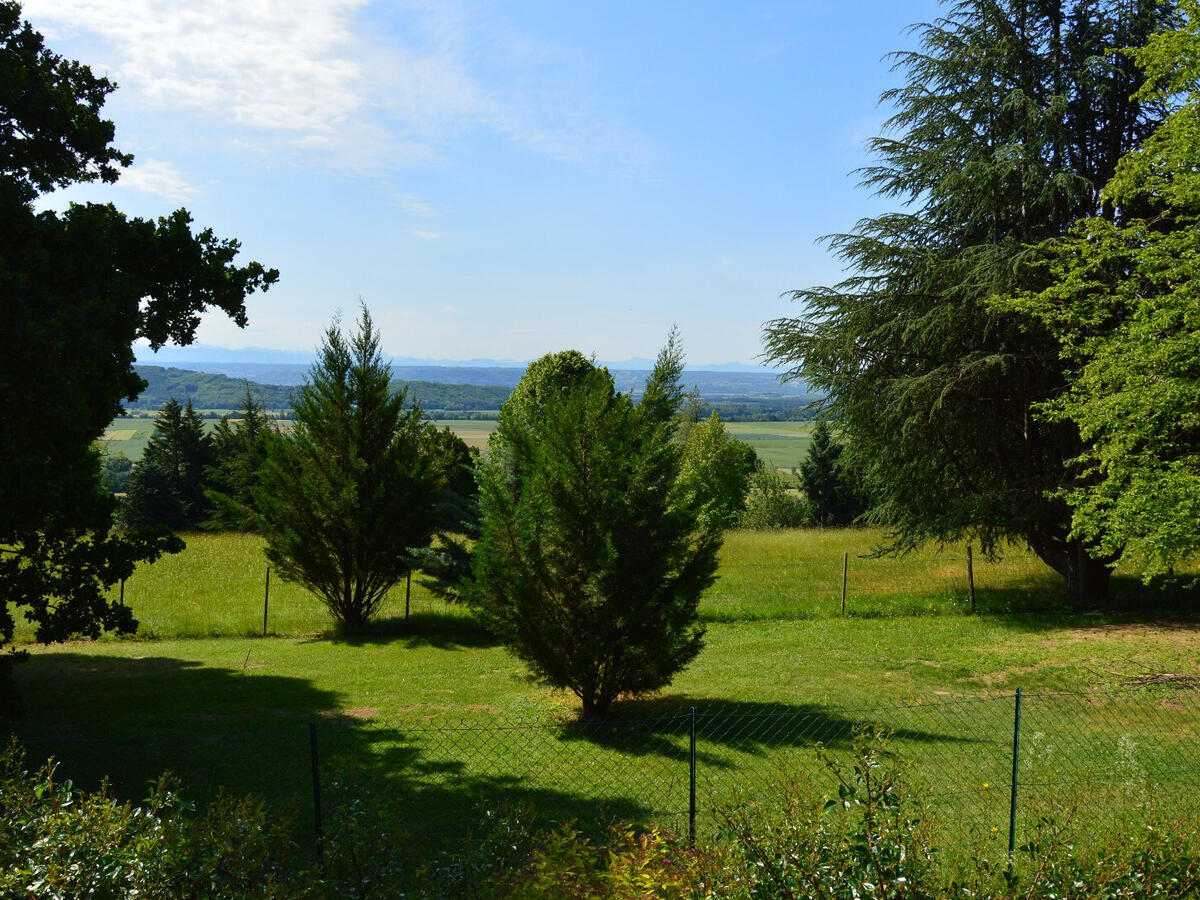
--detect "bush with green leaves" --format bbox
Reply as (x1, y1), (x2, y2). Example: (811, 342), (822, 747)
(0, 741), (298, 898)
(738, 463), (809, 530)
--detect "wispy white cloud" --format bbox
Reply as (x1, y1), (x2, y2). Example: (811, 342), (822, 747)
(391, 193), (437, 217)
(23, 0), (647, 172)
(410, 229), (441, 240)
(118, 159), (199, 201)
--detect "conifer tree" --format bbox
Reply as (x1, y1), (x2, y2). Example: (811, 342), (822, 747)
(473, 342), (719, 718)
(256, 309), (441, 631)
(205, 387), (273, 530)
(799, 422), (863, 527)
(764, 0), (1174, 604)
(122, 399), (214, 530)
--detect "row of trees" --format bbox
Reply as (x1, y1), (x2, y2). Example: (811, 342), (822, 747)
(766, 0), (1199, 605)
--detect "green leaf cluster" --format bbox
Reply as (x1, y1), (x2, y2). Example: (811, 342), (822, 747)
(1006, 1), (1200, 578)
(0, 2), (276, 672)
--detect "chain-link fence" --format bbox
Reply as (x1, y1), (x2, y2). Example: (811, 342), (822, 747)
(328, 686), (1200, 856)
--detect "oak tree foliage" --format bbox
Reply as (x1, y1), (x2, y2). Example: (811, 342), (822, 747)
(0, 2), (277, 674)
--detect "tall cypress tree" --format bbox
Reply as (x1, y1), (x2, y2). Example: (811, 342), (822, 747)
(764, 0), (1174, 605)
(472, 342), (719, 718)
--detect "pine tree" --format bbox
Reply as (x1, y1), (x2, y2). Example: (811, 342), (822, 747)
(121, 399), (214, 530)
(799, 422), (863, 527)
(256, 309), (441, 631)
(205, 387), (272, 530)
(764, 0), (1174, 605)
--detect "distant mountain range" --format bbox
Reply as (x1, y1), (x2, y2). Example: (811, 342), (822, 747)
(134, 343), (785, 374)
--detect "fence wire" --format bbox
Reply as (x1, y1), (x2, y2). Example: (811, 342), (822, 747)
(369, 686), (1200, 854)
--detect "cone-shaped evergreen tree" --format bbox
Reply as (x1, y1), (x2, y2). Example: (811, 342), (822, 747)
(122, 398), (214, 530)
(472, 341), (719, 718)
(256, 309), (441, 631)
(765, 0), (1174, 605)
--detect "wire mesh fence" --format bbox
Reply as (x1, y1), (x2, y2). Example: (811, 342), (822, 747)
(343, 686), (1200, 856)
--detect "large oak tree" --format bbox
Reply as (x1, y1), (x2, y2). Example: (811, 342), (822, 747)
(0, 1), (277, 674)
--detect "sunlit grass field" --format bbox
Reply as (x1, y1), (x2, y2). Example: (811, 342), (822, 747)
(5, 527), (1199, 864)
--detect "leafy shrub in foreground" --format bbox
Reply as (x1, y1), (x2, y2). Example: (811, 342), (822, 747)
(0, 741), (298, 898)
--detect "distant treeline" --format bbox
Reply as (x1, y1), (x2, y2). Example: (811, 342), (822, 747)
(129, 367), (296, 410)
(129, 366), (511, 413)
(127, 365), (812, 421)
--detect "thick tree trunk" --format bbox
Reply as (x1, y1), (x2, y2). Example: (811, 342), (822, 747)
(1027, 532), (1115, 607)
(1064, 550), (1112, 608)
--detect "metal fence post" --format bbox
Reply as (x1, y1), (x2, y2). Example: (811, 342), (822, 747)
(1008, 687), (1022, 861)
(967, 545), (976, 613)
(310, 722), (325, 869)
(263, 566), (271, 637)
(841, 552), (848, 615)
(689, 707), (697, 846)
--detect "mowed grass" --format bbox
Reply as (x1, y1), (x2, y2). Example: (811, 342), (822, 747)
(5, 527), (1200, 861)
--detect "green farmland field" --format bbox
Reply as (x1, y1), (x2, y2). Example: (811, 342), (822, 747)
(5, 527), (1199, 865)
(100, 416), (812, 468)
(724, 420), (814, 472)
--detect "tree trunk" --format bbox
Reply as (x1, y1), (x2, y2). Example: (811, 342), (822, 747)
(1063, 548), (1113, 608)
(1027, 532), (1115, 607)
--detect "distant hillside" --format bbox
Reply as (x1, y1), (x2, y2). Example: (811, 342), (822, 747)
(125, 364), (818, 421)
(134, 361), (816, 397)
(129, 367), (295, 411)
(128, 366), (510, 414)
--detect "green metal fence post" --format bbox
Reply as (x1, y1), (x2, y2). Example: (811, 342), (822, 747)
(689, 707), (697, 846)
(1008, 687), (1022, 862)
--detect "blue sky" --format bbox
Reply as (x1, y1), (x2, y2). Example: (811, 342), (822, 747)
(26, 0), (943, 368)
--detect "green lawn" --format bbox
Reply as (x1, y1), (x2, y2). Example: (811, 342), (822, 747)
(5, 527), (1198, 861)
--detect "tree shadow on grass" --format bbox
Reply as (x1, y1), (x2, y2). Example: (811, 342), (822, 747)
(0, 651), (652, 861)
(305, 610), (500, 651)
(554, 698), (976, 768)
(977, 575), (1200, 635)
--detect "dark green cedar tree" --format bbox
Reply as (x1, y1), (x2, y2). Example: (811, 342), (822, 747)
(764, 0), (1174, 605)
(121, 399), (215, 530)
(204, 387), (274, 531)
(799, 422), (864, 527)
